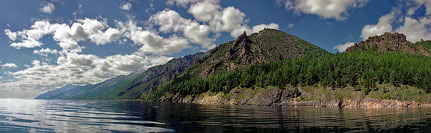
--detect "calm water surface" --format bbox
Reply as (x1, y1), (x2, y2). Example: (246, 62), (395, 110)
(1, 99), (431, 132)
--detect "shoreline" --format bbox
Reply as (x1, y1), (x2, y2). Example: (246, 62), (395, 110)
(154, 86), (431, 108)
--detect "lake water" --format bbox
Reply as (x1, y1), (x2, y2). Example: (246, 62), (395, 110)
(1, 99), (431, 132)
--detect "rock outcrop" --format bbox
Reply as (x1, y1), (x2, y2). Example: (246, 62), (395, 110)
(158, 87), (431, 108)
(346, 32), (431, 56)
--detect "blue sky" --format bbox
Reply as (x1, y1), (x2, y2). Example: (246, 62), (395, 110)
(0, 0), (430, 98)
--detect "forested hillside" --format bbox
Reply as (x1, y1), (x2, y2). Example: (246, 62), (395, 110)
(144, 51), (431, 100)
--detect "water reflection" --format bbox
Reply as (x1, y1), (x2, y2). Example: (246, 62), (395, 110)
(1, 99), (431, 132)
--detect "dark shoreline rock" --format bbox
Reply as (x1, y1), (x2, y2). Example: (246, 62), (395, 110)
(157, 88), (431, 108)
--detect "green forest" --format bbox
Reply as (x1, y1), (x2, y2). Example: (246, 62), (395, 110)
(144, 51), (431, 100)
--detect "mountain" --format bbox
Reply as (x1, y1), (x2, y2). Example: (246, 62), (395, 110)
(142, 29), (331, 101)
(36, 52), (204, 100)
(189, 29), (329, 77)
(35, 84), (89, 99)
(346, 32), (431, 56)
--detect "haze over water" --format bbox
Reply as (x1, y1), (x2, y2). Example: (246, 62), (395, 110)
(0, 99), (430, 132)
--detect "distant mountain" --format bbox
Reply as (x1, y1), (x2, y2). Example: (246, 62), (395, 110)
(71, 52), (204, 100)
(36, 52), (204, 100)
(35, 84), (89, 99)
(346, 32), (431, 56)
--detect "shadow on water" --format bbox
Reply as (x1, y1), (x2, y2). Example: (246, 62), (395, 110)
(1, 99), (431, 132)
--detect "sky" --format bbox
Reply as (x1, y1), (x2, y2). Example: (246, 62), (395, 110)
(0, 0), (430, 99)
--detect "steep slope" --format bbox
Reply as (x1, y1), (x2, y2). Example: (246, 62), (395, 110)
(346, 32), (431, 56)
(189, 29), (329, 77)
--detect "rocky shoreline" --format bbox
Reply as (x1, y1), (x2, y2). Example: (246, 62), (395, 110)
(156, 87), (431, 108)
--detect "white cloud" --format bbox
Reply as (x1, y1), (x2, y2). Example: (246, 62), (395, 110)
(252, 23), (280, 33)
(166, 0), (216, 7)
(280, 0), (370, 20)
(120, 2), (132, 11)
(359, 0), (431, 42)
(40, 2), (55, 14)
(186, 1), (279, 37)
(33, 48), (59, 56)
(218, 7), (248, 37)
(117, 18), (192, 55)
(5, 18), (122, 51)
(152, 3), (280, 49)
(406, 0), (431, 16)
(397, 17), (431, 42)
(7, 20), (52, 49)
(10, 39), (43, 49)
(150, 9), (214, 49)
(0, 52), (172, 94)
(288, 24), (294, 28)
(4, 29), (17, 41)
(333, 42), (355, 53)
(2, 63), (18, 68)
(360, 12), (395, 40)
(188, 1), (220, 22)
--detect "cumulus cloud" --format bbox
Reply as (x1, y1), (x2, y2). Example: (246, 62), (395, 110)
(117, 18), (192, 54)
(280, 0), (370, 20)
(360, 12), (396, 40)
(120, 2), (132, 11)
(2, 63), (18, 68)
(397, 17), (431, 42)
(406, 0), (431, 16)
(5, 18), (122, 51)
(166, 0), (213, 7)
(0, 53), (172, 94)
(4, 29), (17, 41)
(288, 24), (294, 28)
(150, 9), (214, 49)
(333, 42), (355, 53)
(40, 2), (55, 14)
(359, 0), (431, 42)
(252, 23), (279, 33)
(33, 48), (59, 56)
(185, 0), (279, 37)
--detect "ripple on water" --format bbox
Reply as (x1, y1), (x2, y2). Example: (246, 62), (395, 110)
(3, 99), (431, 132)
